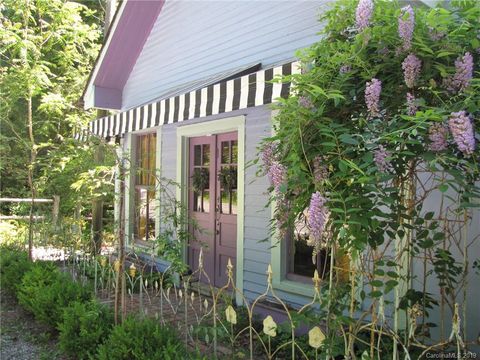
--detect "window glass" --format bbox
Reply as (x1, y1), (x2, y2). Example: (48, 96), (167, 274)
(134, 133), (156, 241)
(286, 216), (331, 280)
(202, 144), (210, 166)
(231, 141), (238, 163)
(221, 141), (230, 164)
(192, 166), (210, 213)
(194, 145), (202, 166)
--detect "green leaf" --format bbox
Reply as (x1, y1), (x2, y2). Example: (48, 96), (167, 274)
(438, 184), (448, 193)
(370, 280), (383, 287)
(339, 134), (359, 145)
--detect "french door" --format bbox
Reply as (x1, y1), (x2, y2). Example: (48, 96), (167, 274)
(188, 132), (238, 287)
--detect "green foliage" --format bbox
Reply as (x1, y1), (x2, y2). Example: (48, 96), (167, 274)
(17, 263), (92, 328)
(0, 245), (32, 293)
(96, 315), (191, 360)
(0, 0), (105, 216)
(58, 300), (114, 360)
(262, 0), (480, 354)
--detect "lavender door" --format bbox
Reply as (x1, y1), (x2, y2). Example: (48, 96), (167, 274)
(188, 132), (238, 287)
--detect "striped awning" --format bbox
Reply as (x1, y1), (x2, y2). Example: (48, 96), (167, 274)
(76, 61), (300, 141)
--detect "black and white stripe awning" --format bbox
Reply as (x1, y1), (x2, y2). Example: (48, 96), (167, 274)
(76, 61), (300, 141)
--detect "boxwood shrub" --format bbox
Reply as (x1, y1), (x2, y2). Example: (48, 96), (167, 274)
(97, 315), (190, 360)
(58, 299), (114, 359)
(0, 246), (32, 294)
(17, 263), (92, 328)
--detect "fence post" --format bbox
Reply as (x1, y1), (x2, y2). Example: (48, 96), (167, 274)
(52, 195), (60, 228)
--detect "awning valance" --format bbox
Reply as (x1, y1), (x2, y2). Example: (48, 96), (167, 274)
(76, 61), (300, 141)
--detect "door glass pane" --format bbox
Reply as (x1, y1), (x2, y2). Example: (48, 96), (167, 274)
(202, 144), (210, 166)
(193, 191), (210, 213)
(221, 190), (229, 214)
(231, 140), (238, 163)
(202, 190), (210, 213)
(194, 145), (201, 166)
(231, 190), (237, 215)
(192, 166), (210, 213)
(221, 141), (230, 164)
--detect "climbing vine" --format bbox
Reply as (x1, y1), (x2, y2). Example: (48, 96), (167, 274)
(262, 0), (479, 356)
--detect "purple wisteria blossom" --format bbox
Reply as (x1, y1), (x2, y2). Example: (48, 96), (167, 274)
(428, 123), (449, 152)
(312, 156), (329, 183)
(365, 78), (382, 117)
(402, 54), (422, 88)
(267, 161), (287, 192)
(340, 65), (352, 74)
(449, 52), (474, 93)
(398, 5), (415, 50)
(261, 142), (278, 170)
(448, 111), (475, 156)
(406, 92), (417, 116)
(355, 0), (374, 31)
(374, 145), (392, 172)
(299, 96), (314, 109)
(308, 192), (329, 243)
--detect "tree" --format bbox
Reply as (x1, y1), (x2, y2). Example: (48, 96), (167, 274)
(0, 0), (103, 257)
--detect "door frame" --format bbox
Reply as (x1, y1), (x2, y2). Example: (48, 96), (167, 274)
(176, 116), (245, 304)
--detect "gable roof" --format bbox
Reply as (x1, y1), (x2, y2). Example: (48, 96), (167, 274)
(83, 0), (165, 110)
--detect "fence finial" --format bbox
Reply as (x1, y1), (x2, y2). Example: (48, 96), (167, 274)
(198, 248), (204, 269)
(267, 264), (273, 284)
(313, 269), (321, 289)
(227, 258), (233, 277)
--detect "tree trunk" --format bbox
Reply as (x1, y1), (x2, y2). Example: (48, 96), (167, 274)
(27, 94), (36, 261)
(114, 153), (126, 324)
(91, 0), (117, 255)
(91, 139), (105, 255)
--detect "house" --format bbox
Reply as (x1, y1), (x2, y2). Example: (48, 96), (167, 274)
(80, 0), (480, 348)
(81, 0), (331, 309)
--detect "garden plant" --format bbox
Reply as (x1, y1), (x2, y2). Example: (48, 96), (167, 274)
(261, 0), (480, 358)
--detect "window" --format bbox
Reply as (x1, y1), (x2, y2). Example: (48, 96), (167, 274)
(134, 133), (156, 242)
(284, 215), (349, 283)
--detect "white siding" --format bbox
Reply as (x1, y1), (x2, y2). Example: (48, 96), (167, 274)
(122, 0), (328, 110)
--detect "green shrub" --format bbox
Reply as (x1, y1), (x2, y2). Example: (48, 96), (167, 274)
(0, 246), (32, 294)
(97, 315), (189, 360)
(17, 264), (92, 328)
(58, 300), (114, 359)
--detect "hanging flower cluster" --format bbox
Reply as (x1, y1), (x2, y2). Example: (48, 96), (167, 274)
(406, 92), (417, 115)
(448, 111), (476, 156)
(398, 5), (415, 50)
(365, 78), (382, 116)
(355, 0), (374, 31)
(267, 162), (287, 192)
(402, 54), (422, 88)
(261, 142), (278, 169)
(299, 95), (314, 109)
(340, 64), (352, 74)
(428, 123), (449, 152)
(308, 192), (329, 243)
(374, 145), (392, 173)
(312, 156), (329, 184)
(448, 52), (474, 93)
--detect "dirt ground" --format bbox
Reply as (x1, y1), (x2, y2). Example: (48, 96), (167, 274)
(0, 289), (66, 360)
